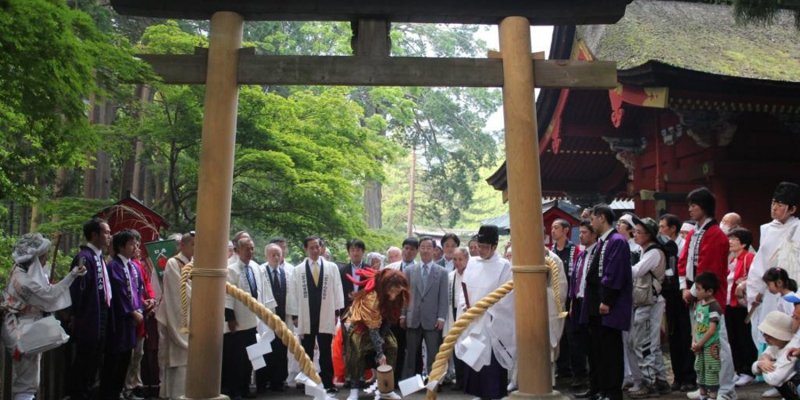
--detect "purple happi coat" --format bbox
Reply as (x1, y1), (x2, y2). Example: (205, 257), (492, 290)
(580, 230), (633, 331)
(107, 256), (141, 353)
(69, 246), (113, 346)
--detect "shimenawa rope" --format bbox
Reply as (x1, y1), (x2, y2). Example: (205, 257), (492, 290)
(424, 255), (564, 400)
(178, 263), (322, 385)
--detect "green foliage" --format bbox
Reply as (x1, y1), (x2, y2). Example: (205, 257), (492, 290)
(0, 0), (151, 201)
(730, 0), (800, 28)
(0, 232), (15, 289)
(36, 197), (112, 235)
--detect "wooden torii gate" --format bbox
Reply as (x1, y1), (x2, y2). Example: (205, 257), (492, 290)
(109, 2), (628, 399)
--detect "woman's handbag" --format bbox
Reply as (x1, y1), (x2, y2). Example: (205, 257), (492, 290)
(16, 315), (70, 354)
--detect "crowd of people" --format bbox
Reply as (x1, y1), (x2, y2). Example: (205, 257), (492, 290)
(554, 182), (800, 400)
(4, 180), (800, 400)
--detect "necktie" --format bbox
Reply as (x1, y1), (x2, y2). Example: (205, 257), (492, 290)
(272, 269), (280, 295)
(244, 264), (257, 298)
(100, 256), (112, 307)
(312, 261), (320, 286)
(422, 264), (429, 291)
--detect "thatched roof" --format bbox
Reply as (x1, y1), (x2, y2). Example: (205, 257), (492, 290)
(579, 0), (800, 82)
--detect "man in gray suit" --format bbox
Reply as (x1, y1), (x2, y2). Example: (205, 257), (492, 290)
(401, 236), (449, 378)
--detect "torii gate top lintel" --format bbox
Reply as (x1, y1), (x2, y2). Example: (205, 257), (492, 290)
(110, 0), (630, 25)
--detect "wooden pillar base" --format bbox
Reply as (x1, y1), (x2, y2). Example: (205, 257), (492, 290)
(180, 396), (230, 400)
(508, 389), (571, 400)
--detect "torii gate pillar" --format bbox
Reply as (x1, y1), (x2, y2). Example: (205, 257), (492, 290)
(184, 11), (243, 400)
(500, 17), (563, 400)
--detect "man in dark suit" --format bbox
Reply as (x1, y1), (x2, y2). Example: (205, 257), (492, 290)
(402, 236), (449, 379)
(340, 239), (367, 314)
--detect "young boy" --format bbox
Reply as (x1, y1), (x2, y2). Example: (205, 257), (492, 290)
(692, 272), (723, 400)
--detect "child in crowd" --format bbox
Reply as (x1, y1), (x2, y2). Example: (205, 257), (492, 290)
(692, 272), (723, 400)
(763, 267), (798, 316)
(753, 311), (799, 400)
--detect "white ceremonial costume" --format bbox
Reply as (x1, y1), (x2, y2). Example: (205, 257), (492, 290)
(286, 258), (344, 335)
(546, 249), (568, 359)
(445, 269), (466, 336)
(155, 253), (191, 399)
(747, 216), (800, 347)
(225, 259), (271, 333)
(456, 253), (515, 371)
(2, 235), (80, 400)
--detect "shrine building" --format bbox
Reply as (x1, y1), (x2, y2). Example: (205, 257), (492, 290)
(487, 0), (800, 242)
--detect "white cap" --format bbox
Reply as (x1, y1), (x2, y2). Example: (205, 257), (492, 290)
(618, 213), (635, 227)
(680, 222), (695, 233)
(759, 311), (794, 341)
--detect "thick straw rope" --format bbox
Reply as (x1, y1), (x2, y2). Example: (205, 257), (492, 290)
(225, 283), (323, 385)
(424, 255), (563, 400)
(179, 263), (192, 334)
(178, 263), (322, 385)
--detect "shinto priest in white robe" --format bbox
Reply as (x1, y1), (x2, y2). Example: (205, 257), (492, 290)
(455, 250), (567, 378)
(747, 215), (800, 347)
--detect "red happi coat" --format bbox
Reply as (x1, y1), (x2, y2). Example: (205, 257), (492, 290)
(677, 222), (730, 311)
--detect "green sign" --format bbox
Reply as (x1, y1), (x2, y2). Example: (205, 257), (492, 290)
(144, 239), (177, 277)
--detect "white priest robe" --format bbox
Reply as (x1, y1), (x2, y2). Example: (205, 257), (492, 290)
(456, 253), (515, 371)
(546, 249), (568, 356)
(444, 269), (466, 337)
(286, 258), (344, 335)
(747, 216), (800, 347)
(155, 253), (191, 399)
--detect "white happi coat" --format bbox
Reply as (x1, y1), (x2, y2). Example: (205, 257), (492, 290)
(286, 258), (344, 335)
(456, 253), (515, 370)
(155, 253), (191, 368)
(747, 216), (800, 346)
(225, 259), (271, 333)
(444, 269), (465, 337)
(546, 249), (568, 352)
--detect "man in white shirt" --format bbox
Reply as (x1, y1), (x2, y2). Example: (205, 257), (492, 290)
(571, 220), (597, 393)
(287, 236), (344, 394)
(628, 217), (669, 397)
(222, 237), (268, 400)
(437, 233), (460, 272)
(445, 247), (469, 390)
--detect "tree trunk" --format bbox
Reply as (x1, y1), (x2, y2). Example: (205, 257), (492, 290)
(406, 146), (416, 238)
(131, 85), (151, 199)
(364, 180), (382, 229)
(83, 94), (97, 198)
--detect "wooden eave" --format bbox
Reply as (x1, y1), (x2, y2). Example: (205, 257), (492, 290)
(109, 0), (631, 24)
